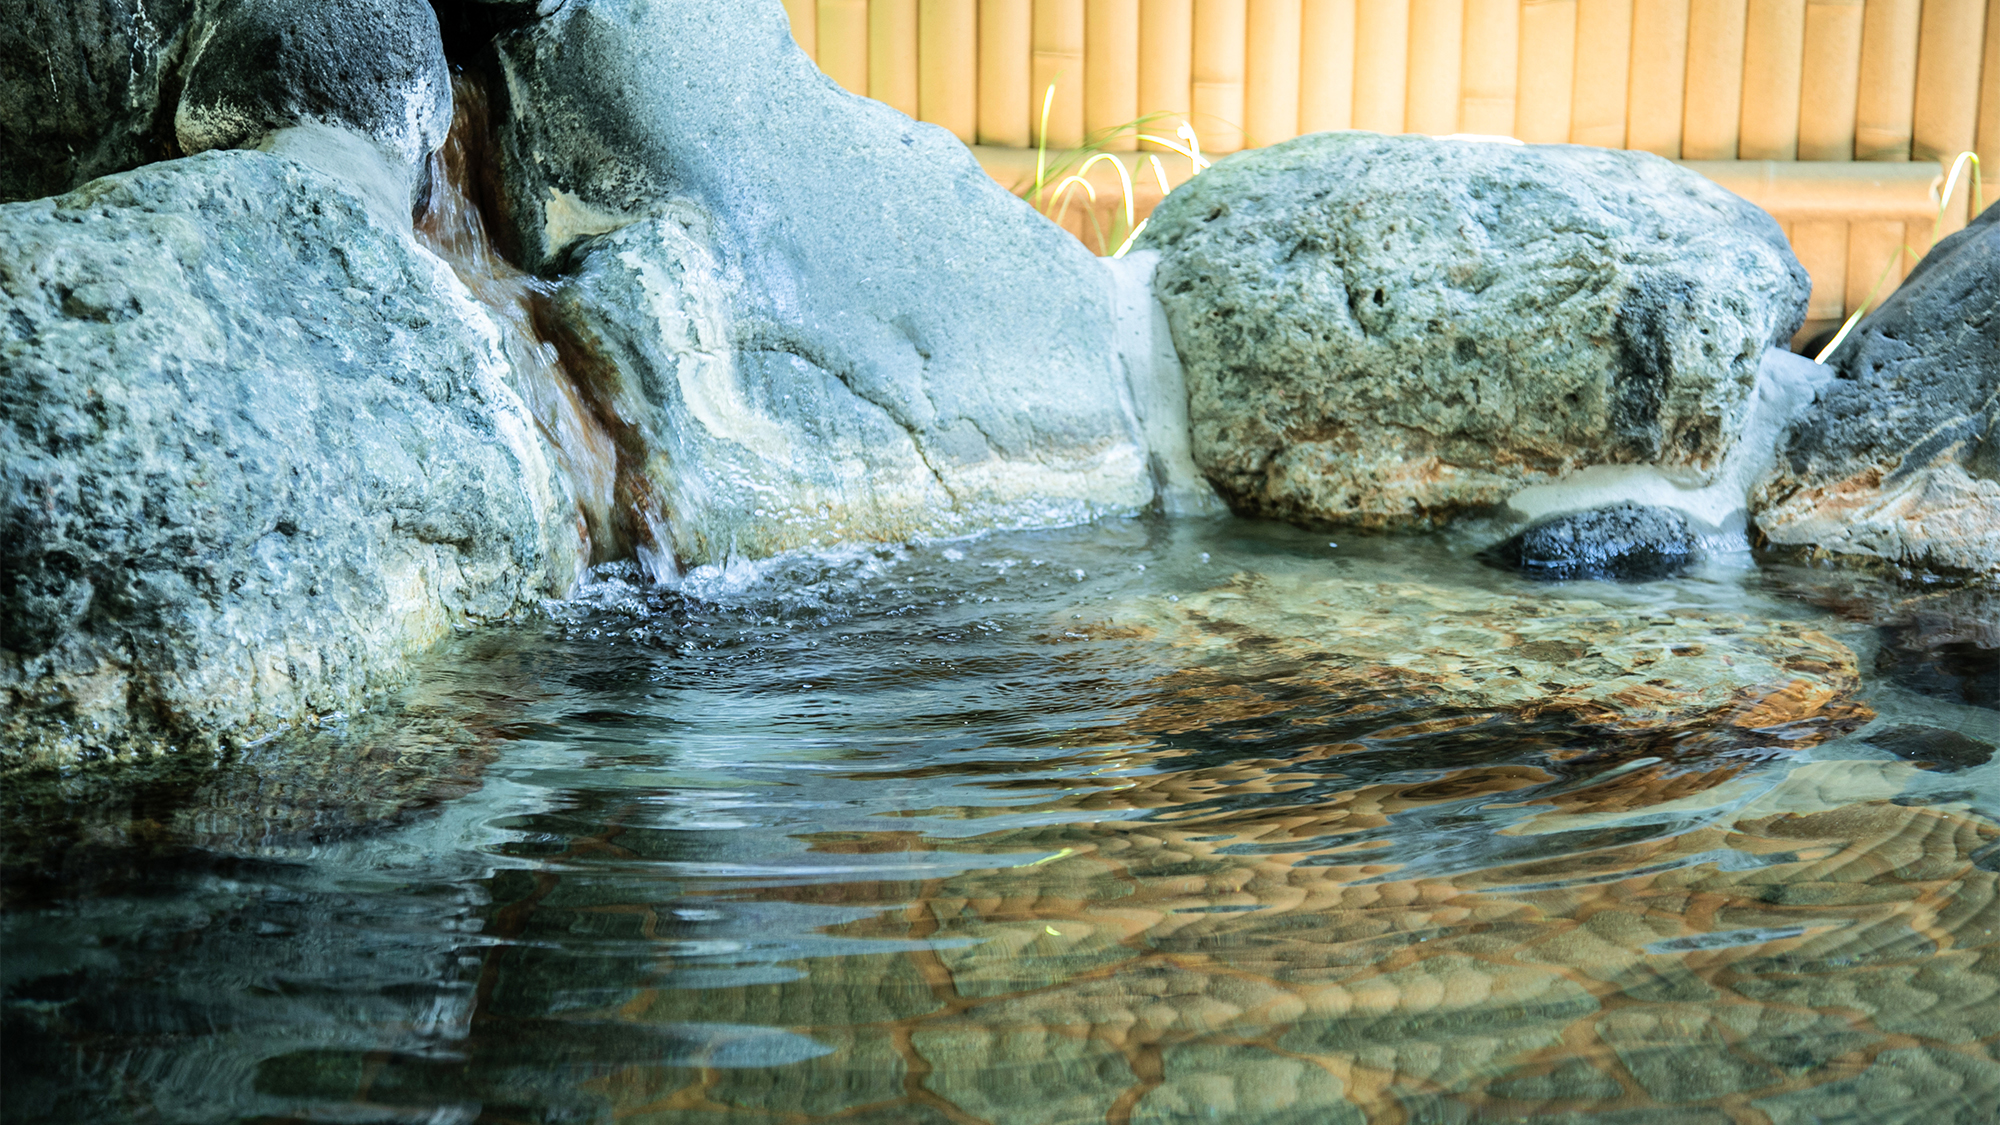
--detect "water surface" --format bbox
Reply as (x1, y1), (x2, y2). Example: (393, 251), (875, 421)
(6, 517), (1997, 1123)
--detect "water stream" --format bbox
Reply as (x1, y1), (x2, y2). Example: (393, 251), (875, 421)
(4, 517), (1995, 1124)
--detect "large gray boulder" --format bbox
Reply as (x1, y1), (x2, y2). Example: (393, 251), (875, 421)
(0, 0), (196, 203)
(0, 149), (581, 770)
(482, 0), (1157, 563)
(0, 0), (449, 207)
(1137, 132), (1811, 530)
(1753, 205), (2000, 575)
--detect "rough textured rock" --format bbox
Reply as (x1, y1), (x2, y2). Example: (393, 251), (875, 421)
(1489, 502), (1699, 581)
(0, 0), (196, 203)
(177, 0), (450, 172)
(1753, 204), (2000, 575)
(1136, 132), (1811, 529)
(485, 0), (1155, 563)
(0, 150), (580, 769)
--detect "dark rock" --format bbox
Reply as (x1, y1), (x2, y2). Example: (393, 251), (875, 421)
(1133, 131), (1810, 529)
(1865, 725), (1996, 772)
(0, 0), (196, 203)
(1488, 503), (1699, 581)
(1754, 204), (2000, 575)
(479, 0), (1157, 564)
(177, 0), (450, 171)
(0, 150), (580, 770)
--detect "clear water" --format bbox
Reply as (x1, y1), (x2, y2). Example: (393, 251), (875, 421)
(5, 516), (1997, 1124)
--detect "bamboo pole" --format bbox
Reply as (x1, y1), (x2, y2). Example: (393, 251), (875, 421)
(1739, 0), (1806, 159)
(1140, 0), (1196, 138)
(1459, 0), (1519, 136)
(1247, 0), (1304, 144)
(1034, 0), (1088, 148)
(1353, 0), (1410, 132)
(871, 0), (921, 117)
(1627, 0), (1691, 155)
(1516, 0), (1577, 142)
(1571, 0), (1634, 146)
(783, 0), (818, 56)
(1682, 0), (1748, 159)
(1088, 0), (1143, 149)
(1193, 0), (1249, 150)
(1911, 0), (1987, 163)
(1844, 219), (1909, 312)
(1797, 0), (1864, 159)
(1983, 0), (2000, 210)
(1791, 220), (1849, 321)
(1299, 0), (1357, 132)
(980, 0), (1033, 146)
(818, 0), (870, 94)
(920, 0), (978, 143)
(1406, 0), (1463, 134)
(1855, 0), (1921, 159)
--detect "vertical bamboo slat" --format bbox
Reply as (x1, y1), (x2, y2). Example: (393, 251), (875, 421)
(1460, 0), (1519, 136)
(1792, 220), (1849, 320)
(1194, 0), (1250, 149)
(1571, 0), (1634, 146)
(1406, 0), (1464, 133)
(1247, 0), (1304, 144)
(1516, 0), (1578, 142)
(1140, 0), (1196, 134)
(1683, 0), (1748, 158)
(1088, 0), (1143, 148)
(783, 0), (818, 54)
(1845, 219), (1909, 312)
(1739, 0), (1806, 158)
(1354, 0), (1411, 132)
(1911, 0), (1988, 163)
(1034, 0), (1087, 148)
(1855, 0), (1922, 159)
(818, 0), (870, 93)
(1628, 0), (1691, 155)
(1299, 0), (1357, 132)
(980, 0), (1033, 146)
(1797, 0), (1864, 159)
(1982, 0), (2000, 208)
(871, 0), (921, 117)
(920, 0), (978, 142)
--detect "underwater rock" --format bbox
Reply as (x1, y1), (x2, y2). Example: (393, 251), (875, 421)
(176, 0), (451, 176)
(0, 0), (197, 203)
(1489, 502), (1699, 581)
(1866, 725), (1995, 772)
(1753, 204), (2000, 576)
(1136, 132), (1810, 529)
(0, 151), (581, 770)
(484, 0), (1156, 563)
(1085, 562), (1869, 749)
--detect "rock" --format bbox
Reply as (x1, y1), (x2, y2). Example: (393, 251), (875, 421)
(1866, 725), (1995, 772)
(177, 0), (450, 176)
(483, 0), (1156, 563)
(1136, 132), (1811, 530)
(0, 149), (581, 770)
(0, 0), (196, 203)
(1488, 502), (1699, 581)
(1752, 205), (2000, 576)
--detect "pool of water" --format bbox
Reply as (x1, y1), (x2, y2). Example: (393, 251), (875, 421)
(5, 516), (1997, 1124)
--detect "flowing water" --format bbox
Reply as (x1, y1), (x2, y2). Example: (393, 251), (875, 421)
(5, 517), (1996, 1124)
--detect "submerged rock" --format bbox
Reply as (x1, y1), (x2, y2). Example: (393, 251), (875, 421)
(1136, 132), (1810, 529)
(1489, 502), (1699, 581)
(1753, 204), (2000, 576)
(1866, 725), (1995, 772)
(0, 150), (581, 769)
(483, 0), (1156, 563)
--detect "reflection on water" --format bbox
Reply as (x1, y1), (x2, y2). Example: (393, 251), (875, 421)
(5, 519), (1997, 1123)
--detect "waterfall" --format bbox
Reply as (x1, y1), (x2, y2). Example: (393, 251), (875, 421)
(415, 73), (678, 584)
